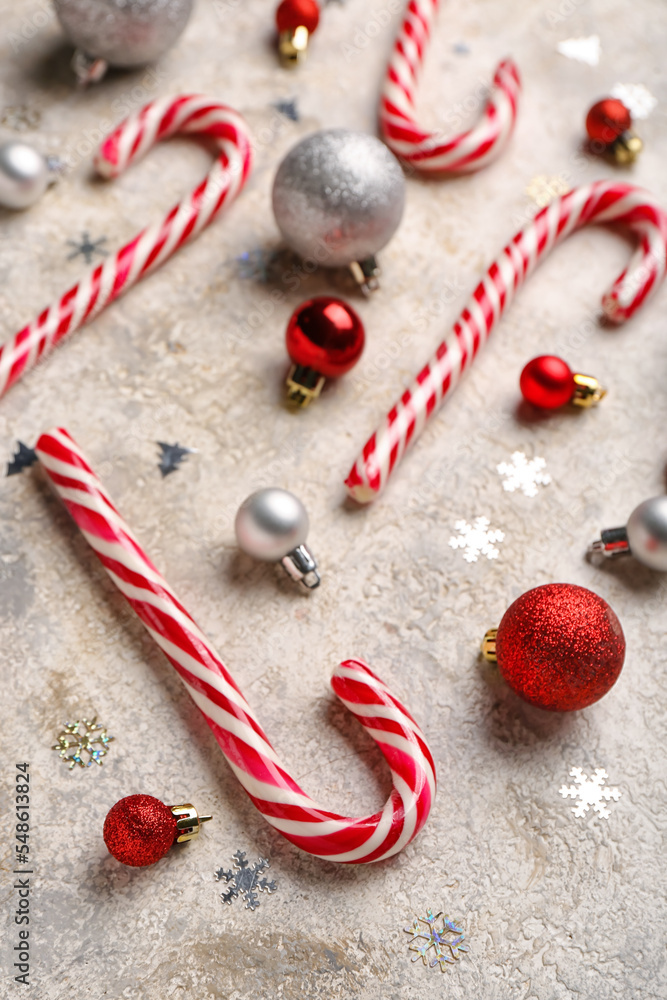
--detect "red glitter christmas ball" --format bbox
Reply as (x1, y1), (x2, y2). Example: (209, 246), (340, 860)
(519, 355), (575, 410)
(103, 794), (178, 867)
(276, 0), (320, 33)
(495, 583), (625, 712)
(286, 296), (365, 378)
(586, 99), (632, 145)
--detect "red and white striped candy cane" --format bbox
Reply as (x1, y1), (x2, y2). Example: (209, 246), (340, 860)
(380, 0), (521, 173)
(0, 95), (253, 398)
(35, 428), (436, 864)
(346, 181), (667, 502)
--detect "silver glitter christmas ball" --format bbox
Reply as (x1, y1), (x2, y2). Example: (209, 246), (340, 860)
(0, 142), (50, 210)
(235, 488), (309, 562)
(626, 495), (667, 571)
(53, 0), (194, 68)
(272, 129), (405, 267)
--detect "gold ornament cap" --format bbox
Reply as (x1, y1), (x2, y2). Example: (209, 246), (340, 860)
(481, 628), (499, 662)
(168, 803), (212, 844)
(279, 26), (310, 65)
(571, 373), (606, 408)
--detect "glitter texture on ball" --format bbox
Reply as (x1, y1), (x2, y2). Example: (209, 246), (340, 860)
(103, 794), (178, 866)
(495, 583), (625, 711)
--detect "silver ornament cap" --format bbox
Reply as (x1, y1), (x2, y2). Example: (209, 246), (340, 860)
(0, 142), (51, 210)
(272, 129), (405, 276)
(626, 496), (667, 571)
(54, 0), (194, 76)
(235, 488), (320, 588)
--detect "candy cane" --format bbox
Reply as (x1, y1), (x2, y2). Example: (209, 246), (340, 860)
(346, 181), (667, 502)
(35, 428), (435, 864)
(0, 95), (253, 398)
(380, 0), (521, 173)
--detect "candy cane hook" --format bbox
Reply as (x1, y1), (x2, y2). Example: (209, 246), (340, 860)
(346, 181), (667, 502)
(35, 428), (436, 864)
(0, 95), (253, 398)
(381, 0), (521, 173)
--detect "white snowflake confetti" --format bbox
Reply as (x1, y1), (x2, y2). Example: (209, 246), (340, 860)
(405, 911), (469, 971)
(557, 35), (601, 66)
(610, 83), (657, 120)
(497, 451), (551, 498)
(449, 517), (504, 563)
(560, 767), (621, 819)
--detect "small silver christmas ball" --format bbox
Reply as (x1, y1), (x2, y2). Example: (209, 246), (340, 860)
(235, 488), (309, 562)
(0, 142), (50, 210)
(272, 129), (405, 267)
(626, 495), (667, 571)
(53, 0), (194, 68)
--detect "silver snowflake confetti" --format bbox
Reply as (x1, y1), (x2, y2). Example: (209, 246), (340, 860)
(157, 441), (196, 477)
(51, 718), (114, 769)
(610, 82), (657, 120)
(273, 99), (299, 122)
(560, 767), (621, 819)
(497, 451), (551, 498)
(449, 517), (504, 562)
(215, 851), (277, 910)
(556, 35), (601, 66)
(405, 910), (469, 971)
(7, 441), (37, 477)
(66, 232), (108, 264)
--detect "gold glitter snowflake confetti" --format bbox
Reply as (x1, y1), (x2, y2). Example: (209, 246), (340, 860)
(526, 175), (571, 208)
(52, 718), (114, 769)
(405, 910), (469, 971)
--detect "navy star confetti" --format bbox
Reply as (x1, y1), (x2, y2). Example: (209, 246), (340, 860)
(157, 441), (196, 477)
(7, 442), (37, 477)
(67, 232), (108, 264)
(273, 99), (299, 122)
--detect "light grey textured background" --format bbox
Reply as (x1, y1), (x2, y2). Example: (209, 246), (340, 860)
(1, 0), (666, 997)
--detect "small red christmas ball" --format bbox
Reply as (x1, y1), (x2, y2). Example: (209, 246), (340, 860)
(286, 296), (365, 378)
(276, 0), (320, 33)
(586, 99), (632, 145)
(520, 355), (575, 410)
(103, 794), (177, 867)
(496, 583), (625, 712)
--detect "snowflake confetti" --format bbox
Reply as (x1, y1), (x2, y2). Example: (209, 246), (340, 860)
(449, 517), (504, 563)
(405, 910), (469, 971)
(273, 99), (299, 122)
(1, 105), (41, 131)
(525, 174), (571, 208)
(6, 441), (37, 477)
(66, 232), (108, 264)
(560, 766), (621, 819)
(610, 83), (657, 120)
(497, 451), (551, 498)
(51, 718), (114, 769)
(557, 35), (601, 66)
(157, 441), (196, 477)
(215, 851), (277, 910)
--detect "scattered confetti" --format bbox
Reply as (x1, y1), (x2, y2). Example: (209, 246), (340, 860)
(526, 174), (571, 208)
(557, 35), (601, 67)
(452, 42), (470, 54)
(1, 105), (41, 131)
(610, 83), (657, 120)
(405, 911), (469, 971)
(7, 441), (37, 477)
(497, 451), (551, 498)
(234, 247), (294, 283)
(215, 851), (277, 910)
(560, 766), (621, 819)
(449, 517), (504, 562)
(51, 718), (114, 769)
(273, 99), (299, 122)
(66, 232), (108, 264)
(157, 441), (195, 477)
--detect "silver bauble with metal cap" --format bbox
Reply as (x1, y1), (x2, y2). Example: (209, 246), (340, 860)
(272, 129), (405, 267)
(626, 495), (667, 571)
(235, 488), (310, 562)
(0, 142), (50, 210)
(53, 0), (194, 68)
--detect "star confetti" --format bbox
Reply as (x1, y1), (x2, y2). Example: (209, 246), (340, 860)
(449, 517), (504, 562)
(66, 232), (108, 264)
(560, 766), (621, 819)
(405, 911), (469, 971)
(497, 451), (551, 498)
(273, 99), (299, 122)
(157, 441), (196, 477)
(52, 718), (114, 769)
(7, 442), (37, 477)
(610, 83), (657, 120)
(215, 851), (277, 911)
(556, 35), (601, 66)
